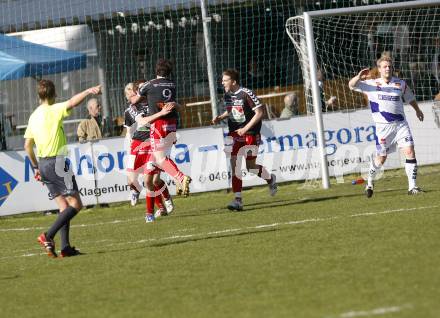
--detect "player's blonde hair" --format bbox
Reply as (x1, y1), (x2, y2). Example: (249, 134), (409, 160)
(376, 55), (393, 68)
(124, 82), (134, 101)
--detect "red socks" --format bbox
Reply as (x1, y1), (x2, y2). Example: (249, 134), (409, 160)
(157, 157), (184, 183)
(232, 175), (242, 193)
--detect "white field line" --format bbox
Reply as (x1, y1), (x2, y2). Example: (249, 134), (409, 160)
(327, 304), (413, 318)
(0, 217), (140, 232)
(0, 204), (438, 261)
(2, 204), (437, 233)
(0, 226), (46, 232)
(350, 205), (438, 217)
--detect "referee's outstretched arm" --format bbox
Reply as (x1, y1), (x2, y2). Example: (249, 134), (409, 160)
(67, 85), (101, 110)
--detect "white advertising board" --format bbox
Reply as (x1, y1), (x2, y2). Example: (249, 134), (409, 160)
(0, 127), (227, 216)
(1, 102), (438, 216)
(238, 101), (439, 188)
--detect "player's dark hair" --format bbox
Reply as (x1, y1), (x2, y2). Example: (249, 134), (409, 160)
(155, 59), (173, 77)
(132, 79), (146, 93)
(37, 79), (56, 100)
(223, 69), (239, 83)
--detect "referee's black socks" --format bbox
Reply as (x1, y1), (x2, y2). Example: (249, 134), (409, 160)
(60, 221), (71, 250)
(46, 206), (78, 240)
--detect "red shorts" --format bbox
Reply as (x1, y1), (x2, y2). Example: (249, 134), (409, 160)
(150, 118), (177, 152)
(127, 139), (161, 175)
(229, 132), (260, 159)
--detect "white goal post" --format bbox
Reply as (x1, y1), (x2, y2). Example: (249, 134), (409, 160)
(286, 0), (440, 189)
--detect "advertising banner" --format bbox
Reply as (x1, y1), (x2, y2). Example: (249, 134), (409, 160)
(1, 102), (438, 216)
(0, 127), (227, 216)
(238, 102), (439, 188)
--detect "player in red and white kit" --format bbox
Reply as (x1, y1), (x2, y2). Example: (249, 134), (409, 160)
(212, 69), (277, 211)
(124, 80), (175, 222)
(123, 82), (143, 206)
(132, 59), (192, 197)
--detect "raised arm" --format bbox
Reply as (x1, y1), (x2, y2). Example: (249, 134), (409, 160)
(171, 102), (182, 111)
(136, 103), (174, 126)
(348, 68), (370, 90)
(67, 85), (101, 110)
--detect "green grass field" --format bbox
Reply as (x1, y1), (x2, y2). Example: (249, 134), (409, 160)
(1, 165), (439, 318)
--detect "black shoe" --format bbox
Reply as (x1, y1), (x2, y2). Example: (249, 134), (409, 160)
(60, 246), (82, 258)
(408, 187), (424, 195)
(227, 199), (243, 211)
(365, 185), (374, 198)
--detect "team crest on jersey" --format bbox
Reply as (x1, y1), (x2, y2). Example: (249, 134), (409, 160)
(227, 105), (245, 123)
(375, 81), (382, 91)
(380, 138), (386, 144)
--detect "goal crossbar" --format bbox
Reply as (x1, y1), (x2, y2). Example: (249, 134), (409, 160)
(306, 0), (440, 17)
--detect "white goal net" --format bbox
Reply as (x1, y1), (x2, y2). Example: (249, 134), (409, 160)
(286, 3), (440, 114)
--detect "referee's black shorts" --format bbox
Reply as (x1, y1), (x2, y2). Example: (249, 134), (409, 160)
(38, 156), (79, 200)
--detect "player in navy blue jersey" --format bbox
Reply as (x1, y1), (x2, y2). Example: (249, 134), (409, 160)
(212, 69), (277, 211)
(132, 59), (191, 197)
(124, 80), (174, 222)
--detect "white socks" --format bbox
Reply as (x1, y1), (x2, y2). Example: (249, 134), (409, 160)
(367, 159), (382, 187)
(367, 157), (418, 190)
(405, 158), (417, 190)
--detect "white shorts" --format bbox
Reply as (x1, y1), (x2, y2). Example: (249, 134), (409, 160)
(375, 121), (414, 156)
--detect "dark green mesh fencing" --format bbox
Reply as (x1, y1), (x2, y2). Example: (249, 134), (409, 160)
(0, 0), (424, 148)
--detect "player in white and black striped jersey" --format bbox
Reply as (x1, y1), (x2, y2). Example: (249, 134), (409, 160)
(212, 69), (277, 211)
(123, 83), (144, 206)
(123, 81), (174, 222)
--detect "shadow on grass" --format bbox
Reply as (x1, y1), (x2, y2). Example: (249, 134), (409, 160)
(0, 274), (20, 281)
(163, 187), (410, 218)
(171, 208), (233, 218)
(150, 227), (279, 248)
(94, 227), (279, 255)
(232, 187), (408, 212)
(173, 196), (344, 218)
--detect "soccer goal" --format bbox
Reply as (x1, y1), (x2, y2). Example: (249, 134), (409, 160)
(286, 0), (440, 188)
